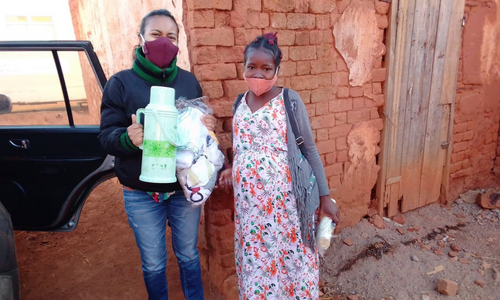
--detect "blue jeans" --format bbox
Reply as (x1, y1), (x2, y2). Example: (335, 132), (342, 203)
(123, 188), (204, 300)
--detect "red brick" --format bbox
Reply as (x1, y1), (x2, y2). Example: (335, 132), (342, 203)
(376, 14), (389, 29)
(310, 1), (336, 13)
(337, 56), (348, 71)
(270, 13), (287, 29)
(325, 152), (337, 164)
(276, 30), (295, 46)
(230, 11), (246, 27)
(311, 58), (336, 74)
(310, 30), (334, 45)
(233, 0), (261, 11)
(234, 28), (263, 46)
(279, 61), (297, 77)
(311, 115), (336, 129)
(333, 72), (349, 86)
(191, 47), (218, 64)
(353, 97), (365, 109)
(263, 0), (295, 12)
(212, 99), (237, 118)
(337, 149), (349, 162)
(296, 61), (311, 75)
(291, 75), (319, 90)
(281, 47), (289, 61)
(370, 108), (380, 119)
(375, 1), (391, 14)
(325, 163), (344, 177)
(305, 103), (316, 117)
(295, 31), (310, 45)
(348, 109), (371, 124)
(287, 14), (316, 30)
(331, 13), (341, 27)
(374, 94), (385, 106)
(216, 46), (245, 63)
(200, 81), (224, 99)
(319, 73), (332, 87)
(289, 46), (317, 61)
(186, 0), (232, 10)
(246, 12), (270, 28)
(194, 64), (237, 81)
(317, 44), (334, 58)
(462, 130), (474, 141)
(336, 137), (347, 150)
(453, 122), (467, 133)
(316, 15), (331, 30)
(366, 119), (384, 131)
(453, 142), (468, 153)
(452, 133), (463, 143)
(330, 99), (353, 112)
(329, 124), (353, 139)
(372, 68), (387, 82)
(350, 87), (364, 98)
(188, 11), (215, 28)
(372, 82), (382, 94)
(223, 80), (247, 97)
(316, 102), (329, 116)
(311, 88), (336, 103)
(329, 175), (341, 188)
(191, 28), (234, 46)
(450, 162), (462, 174)
(236, 63), (245, 79)
(337, 87), (350, 98)
(451, 152), (465, 163)
(335, 112), (347, 125)
(297, 90), (311, 103)
(466, 121), (476, 131)
(317, 128), (329, 141)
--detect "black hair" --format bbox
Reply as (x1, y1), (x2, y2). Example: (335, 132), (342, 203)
(244, 32), (282, 68)
(139, 9), (178, 36)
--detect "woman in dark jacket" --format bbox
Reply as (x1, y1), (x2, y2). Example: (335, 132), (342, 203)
(99, 9), (213, 300)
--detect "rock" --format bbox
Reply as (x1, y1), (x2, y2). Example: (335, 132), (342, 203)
(455, 198), (464, 204)
(451, 257), (459, 261)
(343, 238), (354, 246)
(319, 278), (326, 288)
(455, 213), (467, 218)
(450, 243), (461, 252)
(411, 255), (420, 262)
(348, 295), (359, 300)
(371, 215), (386, 229)
(478, 269), (484, 275)
(459, 258), (470, 264)
(437, 241), (445, 248)
(460, 190), (480, 203)
(407, 226), (420, 232)
(392, 214), (406, 225)
(482, 262), (491, 270)
(437, 278), (458, 296)
(421, 244), (431, 251)
(448, 251), (458, 257)
(434, 249), (443, 256)
(361, 232), (369, 238)
(421, 295), (431, 300)
(382, 217), (391, 223)
(319, 290), (325, 297)
(474, 279), (484, 287)
(476, 190), (500, 209)
(487, 237), (494, 243)
(367, 207), (378, 217)
(493, 267), (500, 282)
(396, 228), (405, 235)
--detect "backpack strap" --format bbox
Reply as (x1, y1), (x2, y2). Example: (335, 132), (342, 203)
(283, 88), (307, 157)
(233, 93), (245, 115)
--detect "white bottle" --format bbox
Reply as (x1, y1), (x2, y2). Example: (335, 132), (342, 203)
(316, 198), (337, 256)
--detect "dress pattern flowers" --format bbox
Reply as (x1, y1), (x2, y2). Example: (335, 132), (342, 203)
(232, 91), (319, 300)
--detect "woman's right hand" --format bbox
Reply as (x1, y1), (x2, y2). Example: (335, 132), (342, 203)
(128, 114), (144, 147)
(218, 168), (233, 193)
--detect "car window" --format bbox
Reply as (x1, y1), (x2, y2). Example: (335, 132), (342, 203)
(0, 50), (101, 126)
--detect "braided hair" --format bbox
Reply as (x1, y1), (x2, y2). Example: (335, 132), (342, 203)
(244, 32), (283, 68)
(139, 9), (178, 36)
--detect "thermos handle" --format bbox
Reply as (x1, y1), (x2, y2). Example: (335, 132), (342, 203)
(152, 110), (182, 147)
(135, 108), (145, 149)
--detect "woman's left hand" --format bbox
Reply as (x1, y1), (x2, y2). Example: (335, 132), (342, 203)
(318, 195), (340, 224)
(201, 114), (216, 132)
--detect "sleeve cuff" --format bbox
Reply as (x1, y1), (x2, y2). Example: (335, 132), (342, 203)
(120, 132), (141, 152)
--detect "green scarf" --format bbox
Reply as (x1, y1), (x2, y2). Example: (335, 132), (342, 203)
(133, 47), (178, 85)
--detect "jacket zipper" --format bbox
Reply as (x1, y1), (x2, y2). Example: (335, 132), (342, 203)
(162, 71), (166, 86)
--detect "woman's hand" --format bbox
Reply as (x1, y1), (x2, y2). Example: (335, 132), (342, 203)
(318, 195), (340, 224)
(217, 168), (233, 193)
(128, 114), (144, 147)
(201, 114), (216, 132)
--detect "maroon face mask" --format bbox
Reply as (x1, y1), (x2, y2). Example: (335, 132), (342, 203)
(141, 34), (179, 68)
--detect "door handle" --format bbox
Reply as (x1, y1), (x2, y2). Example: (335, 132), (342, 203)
(9, 139), (30, 150)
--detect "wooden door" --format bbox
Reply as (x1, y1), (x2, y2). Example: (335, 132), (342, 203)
(377, 0), (465, 216)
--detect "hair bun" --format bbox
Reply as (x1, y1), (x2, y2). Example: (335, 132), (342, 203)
(262, 32), (278, 45)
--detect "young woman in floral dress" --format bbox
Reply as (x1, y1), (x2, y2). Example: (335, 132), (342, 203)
(219, 33), (341, 300)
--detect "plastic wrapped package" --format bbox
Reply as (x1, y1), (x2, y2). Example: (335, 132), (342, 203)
(316, 198), (337, 256)
(175, 97), (224, 205)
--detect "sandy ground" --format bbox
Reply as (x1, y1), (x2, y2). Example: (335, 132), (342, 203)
(15, 180), (500, 300)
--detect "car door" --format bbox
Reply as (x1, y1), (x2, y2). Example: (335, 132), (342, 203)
(0, 41), (115, 232)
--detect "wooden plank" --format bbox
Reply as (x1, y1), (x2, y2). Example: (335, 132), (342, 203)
(377, 0), (405, 215)
(420, 0), (452, 205)
(440, 0), (466, 204)
(388, 182), (401, 217)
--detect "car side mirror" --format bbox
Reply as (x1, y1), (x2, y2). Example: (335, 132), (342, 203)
(0, 94), (12, 114)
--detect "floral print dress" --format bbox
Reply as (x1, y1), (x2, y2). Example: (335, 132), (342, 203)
(232, 91), (319, 300)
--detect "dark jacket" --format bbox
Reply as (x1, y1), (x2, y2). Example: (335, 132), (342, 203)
(99, 56), (202, 192)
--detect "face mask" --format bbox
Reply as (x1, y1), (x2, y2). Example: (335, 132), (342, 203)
(140, 34), (178, 68)
(244, 71), (278, 97)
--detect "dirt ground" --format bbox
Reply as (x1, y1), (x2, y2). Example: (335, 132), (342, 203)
(15, 181), (500, 300)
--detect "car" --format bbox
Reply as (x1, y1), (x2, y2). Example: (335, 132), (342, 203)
(0, 41), (114, 300)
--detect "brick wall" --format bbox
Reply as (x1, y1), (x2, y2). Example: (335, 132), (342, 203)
(183, 0), (388, 296)
(449, 0), (500, 199)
